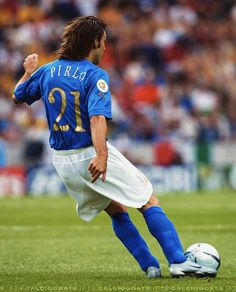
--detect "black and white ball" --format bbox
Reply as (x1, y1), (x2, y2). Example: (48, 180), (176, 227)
(185, 243), (221, 273)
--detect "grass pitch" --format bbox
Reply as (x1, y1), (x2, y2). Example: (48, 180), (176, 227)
(0, 190), (236, 291)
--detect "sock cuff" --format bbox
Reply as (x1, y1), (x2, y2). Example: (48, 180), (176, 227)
(143, 206), (165, 219)
(112, 212), (130, 223)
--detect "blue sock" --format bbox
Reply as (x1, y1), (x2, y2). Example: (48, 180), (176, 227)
(112, 212), (160, 271)
(143, 206), (186, 264)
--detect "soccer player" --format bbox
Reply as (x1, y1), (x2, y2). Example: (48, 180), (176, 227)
(12, 16), (214, 278)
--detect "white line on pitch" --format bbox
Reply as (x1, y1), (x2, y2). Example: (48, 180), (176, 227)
(0, 225), (103, 231)
(0, 224), (235, 231)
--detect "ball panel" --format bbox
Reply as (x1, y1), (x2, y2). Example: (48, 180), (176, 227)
(203, 251), (221, 270)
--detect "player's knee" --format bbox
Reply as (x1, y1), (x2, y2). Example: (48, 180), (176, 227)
(149, 195), (160, 206)
(145, 195), (160, 207)
(138, 195), (160, 213)
(105, 201), (128, 217)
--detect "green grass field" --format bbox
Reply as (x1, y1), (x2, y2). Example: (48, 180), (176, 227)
(0, 190), (236, 291)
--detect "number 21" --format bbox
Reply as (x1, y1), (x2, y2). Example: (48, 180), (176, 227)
(48, 87), (85, 132)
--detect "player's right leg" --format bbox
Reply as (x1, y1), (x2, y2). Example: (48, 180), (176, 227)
(105, 201), (161, 278)
(139, 195), (214, 277)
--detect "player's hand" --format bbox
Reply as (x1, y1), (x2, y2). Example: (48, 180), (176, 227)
(88, 154), (107, 183)
(23, 54), (39, 75)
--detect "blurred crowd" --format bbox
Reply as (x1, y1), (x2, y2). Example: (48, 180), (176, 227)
(0, 0), (236, 167)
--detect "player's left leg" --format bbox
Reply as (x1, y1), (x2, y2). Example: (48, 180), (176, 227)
(105, 201), (161, 278)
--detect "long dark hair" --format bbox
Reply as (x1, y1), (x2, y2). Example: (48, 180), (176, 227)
(57, 16), (106, 60)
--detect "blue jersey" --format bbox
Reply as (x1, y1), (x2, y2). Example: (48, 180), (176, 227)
(14, 59), (112, 150)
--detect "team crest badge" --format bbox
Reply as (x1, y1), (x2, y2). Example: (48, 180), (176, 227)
(97, 79), (108, 93)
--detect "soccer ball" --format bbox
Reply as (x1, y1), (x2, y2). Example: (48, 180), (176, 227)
(185, 243), (221, 275)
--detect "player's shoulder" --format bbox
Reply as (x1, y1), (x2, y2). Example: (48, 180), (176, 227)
(39, 60), (59, 71)
(87, 62), (108, 79)
(32, 60), (57, 76)
(85, 64), (109, 93)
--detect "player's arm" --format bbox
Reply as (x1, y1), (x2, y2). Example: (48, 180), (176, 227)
(12, 54), (39, 104)
(86, 69), (112, 183)
(89, 115), (108, 183)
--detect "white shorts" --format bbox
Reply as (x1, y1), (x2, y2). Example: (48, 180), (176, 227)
(52, 142), (153, 222)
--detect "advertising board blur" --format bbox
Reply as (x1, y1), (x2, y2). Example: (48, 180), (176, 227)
(140, 165), (197, 194)
(0, 166), (26, 197)
(27, 166), (66, 196)
(26, 165), (198, 196)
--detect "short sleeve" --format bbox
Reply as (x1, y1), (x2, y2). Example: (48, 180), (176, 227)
(13, 67), (44, 105)
(86, 69), (112, 119)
